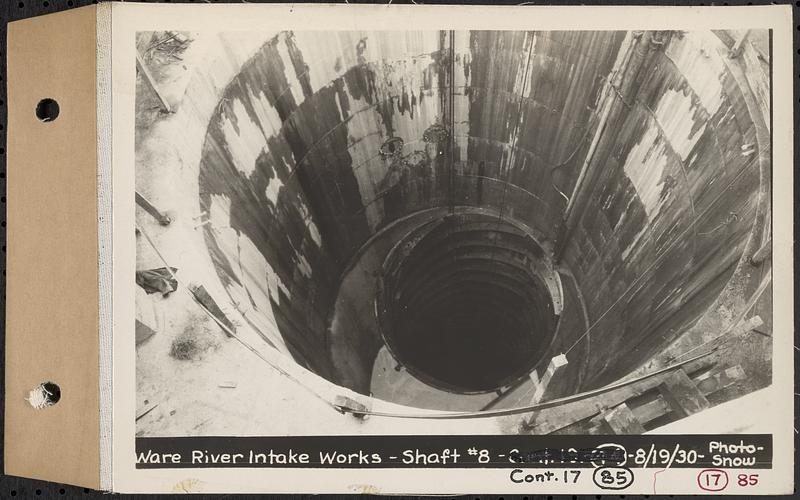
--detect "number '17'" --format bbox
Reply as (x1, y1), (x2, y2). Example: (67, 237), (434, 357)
(705, 473), (723, 487)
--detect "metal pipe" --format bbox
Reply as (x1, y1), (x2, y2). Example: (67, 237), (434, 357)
(135, 191), (172, 226)
(555, 31), (641, 262)
(136, 52), (173, 113)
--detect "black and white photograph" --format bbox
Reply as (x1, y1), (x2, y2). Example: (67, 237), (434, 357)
(133, 27), (774, 439)
(2, 0), (793, 495)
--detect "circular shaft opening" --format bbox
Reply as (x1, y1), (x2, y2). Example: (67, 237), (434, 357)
(378, 216), (558, 393)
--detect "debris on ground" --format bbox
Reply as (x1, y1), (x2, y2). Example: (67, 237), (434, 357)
(169, 311), (222, 361)
(136, 267), (179, 295)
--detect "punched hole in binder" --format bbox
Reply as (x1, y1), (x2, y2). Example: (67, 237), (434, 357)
(35, 98), (59, 122)
(27, 381), (61, 409)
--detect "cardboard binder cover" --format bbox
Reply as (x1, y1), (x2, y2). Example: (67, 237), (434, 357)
(5, 5), (101, 489)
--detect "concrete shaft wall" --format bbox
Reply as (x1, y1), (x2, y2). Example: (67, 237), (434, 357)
(193, 30), (767, 397)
